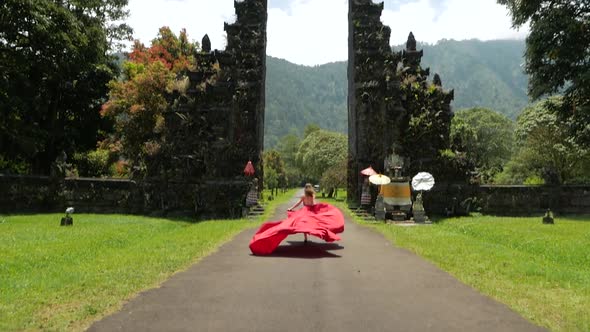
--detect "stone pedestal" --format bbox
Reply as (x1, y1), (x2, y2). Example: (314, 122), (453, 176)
(413, 211), (429, 223)
(390, 210), (406, 222)
(60, 216), (73, 226)
(375, 194), (385, 221)
(542, 209), (554, 224)
(412, 192), (430, 223)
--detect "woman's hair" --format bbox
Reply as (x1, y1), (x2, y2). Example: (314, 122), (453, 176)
(304, 183), (315, 197)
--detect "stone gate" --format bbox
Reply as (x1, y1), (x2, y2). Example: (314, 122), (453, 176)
(1, 0), (457, 217)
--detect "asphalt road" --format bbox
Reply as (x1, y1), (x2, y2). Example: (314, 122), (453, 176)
(88, 194), (545, 332)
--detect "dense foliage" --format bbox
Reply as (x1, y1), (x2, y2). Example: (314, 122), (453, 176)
(265, 57), (347, 147)
(0, 0), (132, 175)
(419, 39), (528, 119)
(495, 97), (590, 184)
(450, 108), (515, 183)
(275, 133), (303, 187)
(100, 27), (200, 178)
(263, 150), (287, 195)
(295, 129), (347, 184)
(397, 77), (454, 177)
(498, 0), (590, 146)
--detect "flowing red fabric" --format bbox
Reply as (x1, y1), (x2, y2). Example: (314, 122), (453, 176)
(249, 203), (345, 255)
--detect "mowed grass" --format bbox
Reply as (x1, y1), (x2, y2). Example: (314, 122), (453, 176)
(0, 188), (297, 331)
(347, 210), (590, 332)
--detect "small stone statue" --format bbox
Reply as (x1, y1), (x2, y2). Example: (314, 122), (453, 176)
(50, 150), (68, 178)
(384, 152), (404, 177)
(412, 192), (428, 223)
(60, 207), (74, 226)
(542, 209), (554, 224)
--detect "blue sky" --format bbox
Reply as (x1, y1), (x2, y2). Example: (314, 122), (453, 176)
(128, 0), (528, 66)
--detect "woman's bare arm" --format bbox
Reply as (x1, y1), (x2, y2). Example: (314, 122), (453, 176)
(288, 197), (303, 211)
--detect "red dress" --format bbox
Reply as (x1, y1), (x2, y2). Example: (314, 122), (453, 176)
(249, 203), (345, 255)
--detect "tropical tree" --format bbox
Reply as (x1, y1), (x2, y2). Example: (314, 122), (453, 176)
(498, 0), (590, 146)
(303, 123), (321, 139)
(101, 61), (174, 175)
(276, 134), (300, 168)
(451, 108), (515, 182)
(100, 27), (200, 177)
(296, 129), (347, 183)
(276, 133), (302, 186)
(495, 97), (590, 184)
(263, 150), (287, 196)
(320, 159), (347, 198)
(264, 168), (279, 197)
(0, 0), (132, 174)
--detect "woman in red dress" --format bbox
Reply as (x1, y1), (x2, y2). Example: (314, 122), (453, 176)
(249, 184), (345, 255)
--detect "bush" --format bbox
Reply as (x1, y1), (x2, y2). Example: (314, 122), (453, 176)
(524, 175), (545, 185)
(73, 149), (112, 177)
(0, 155), (30, 174)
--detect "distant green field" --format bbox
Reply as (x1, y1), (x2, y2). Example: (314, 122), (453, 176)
(346, 210), (590, 332)
(0, 189), (297, 331)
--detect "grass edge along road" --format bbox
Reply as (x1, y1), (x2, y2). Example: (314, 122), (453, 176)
(0, 188), (297, 332)
(334, 201), (590, 332)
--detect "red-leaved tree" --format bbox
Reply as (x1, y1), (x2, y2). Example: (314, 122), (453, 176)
(100, 27), (200, 177)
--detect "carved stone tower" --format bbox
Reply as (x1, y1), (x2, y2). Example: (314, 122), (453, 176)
(347, 0), (405, 206)
(161, 0), (267, 218)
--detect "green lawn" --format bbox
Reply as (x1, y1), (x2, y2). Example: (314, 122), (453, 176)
(0, 188), (297, 331)
(344, 209), (590, 332)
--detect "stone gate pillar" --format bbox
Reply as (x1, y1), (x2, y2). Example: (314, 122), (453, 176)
(163, 0), (268, 218)
(347, 0), (404, 206)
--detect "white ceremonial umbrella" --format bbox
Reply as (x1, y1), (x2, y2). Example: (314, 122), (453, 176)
(369, 174), (391, 185)
(411, 172), (435, 191)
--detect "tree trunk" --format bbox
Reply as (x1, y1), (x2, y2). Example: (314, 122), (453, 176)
(328, 188), (334, 198)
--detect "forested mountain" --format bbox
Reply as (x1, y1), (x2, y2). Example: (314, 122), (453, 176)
(420, 39), (528, 119)
(264, 39), (528, 148)
(265, 57), (348, 147)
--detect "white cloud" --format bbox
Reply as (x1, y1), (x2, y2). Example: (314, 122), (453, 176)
(126, 0), (528, 66)
(382, 0), (528, 46)
(267, 0), (349, 66)
(127, 0), (235, 50)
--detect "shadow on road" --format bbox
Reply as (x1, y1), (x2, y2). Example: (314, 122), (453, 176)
(256, 241), (343, 259)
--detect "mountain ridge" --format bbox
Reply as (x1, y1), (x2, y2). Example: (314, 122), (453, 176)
(264, 39), (528, 147)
